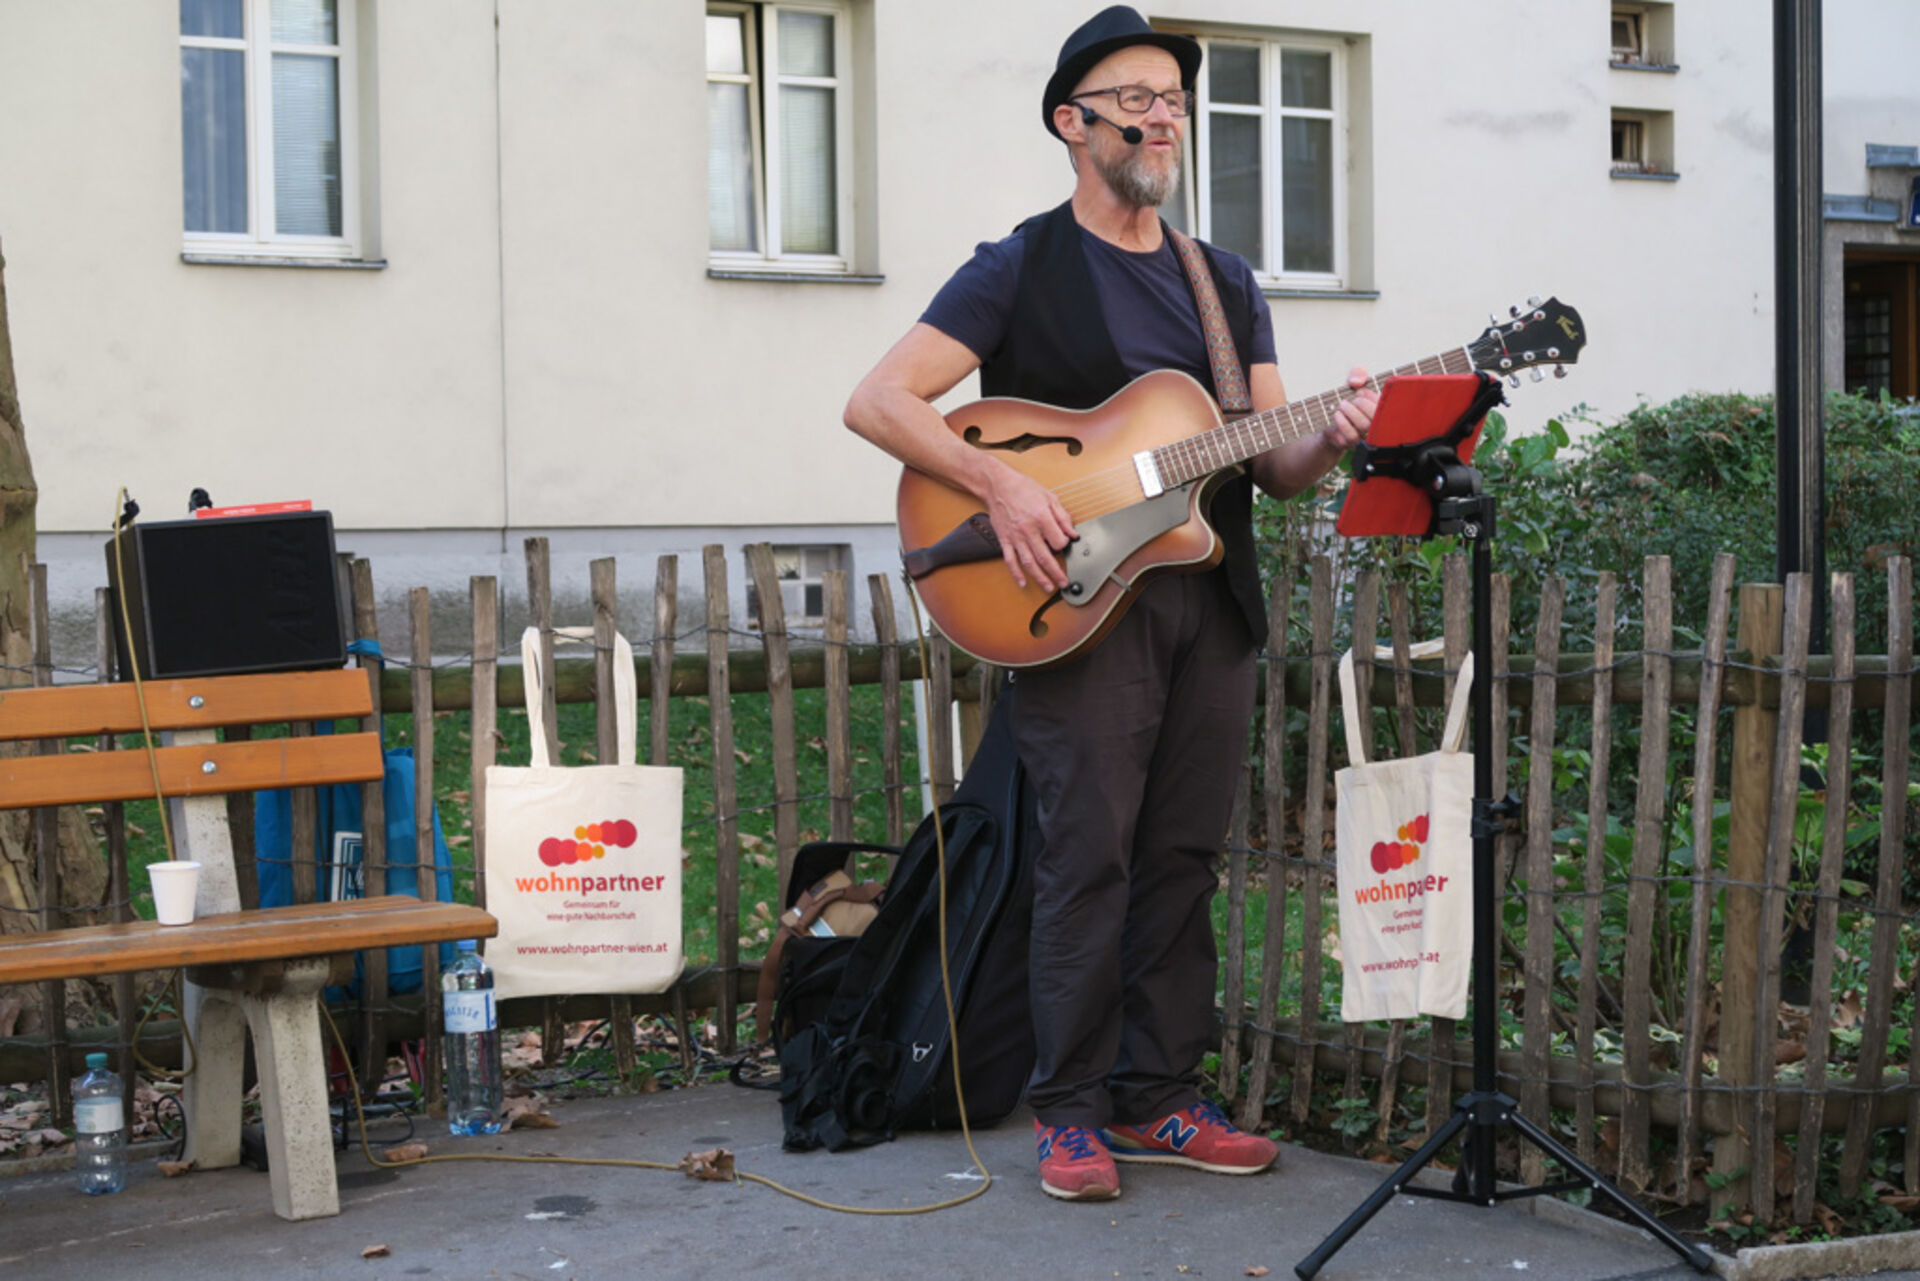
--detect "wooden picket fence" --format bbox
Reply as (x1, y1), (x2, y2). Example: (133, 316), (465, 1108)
(3, 539), (1914, 1226)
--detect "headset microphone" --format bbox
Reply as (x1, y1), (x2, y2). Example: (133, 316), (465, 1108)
(1078, 104), (1143, 145)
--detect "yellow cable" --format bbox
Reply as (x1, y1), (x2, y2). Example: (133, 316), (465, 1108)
(108, 488), (190, 1083)
(314, 577), (992, 1215)
(108, 488), (178, 867)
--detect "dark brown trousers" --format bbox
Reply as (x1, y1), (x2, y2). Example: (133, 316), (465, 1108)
(1009, 567), (1257, 1130)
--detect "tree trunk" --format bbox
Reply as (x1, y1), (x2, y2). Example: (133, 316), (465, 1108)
(0, 236), (108, 1037)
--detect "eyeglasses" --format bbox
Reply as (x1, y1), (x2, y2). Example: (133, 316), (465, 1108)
(1070, 85), (1194, 117)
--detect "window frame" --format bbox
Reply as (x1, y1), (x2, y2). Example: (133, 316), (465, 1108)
(180, 0), (361, 261)
(744, 544), (848, 630)
(1178, 31), (1349, 291)
(706, 0), (856, 275)
(1611, 7), (1648, 64)
(1611, 116), (1646, 173)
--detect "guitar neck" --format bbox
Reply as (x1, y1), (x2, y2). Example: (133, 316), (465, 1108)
(1151, 347), (1478, 488)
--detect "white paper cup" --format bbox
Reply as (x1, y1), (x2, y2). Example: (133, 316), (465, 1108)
(148, 861), (202, 926)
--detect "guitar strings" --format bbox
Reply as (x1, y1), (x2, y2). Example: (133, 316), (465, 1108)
(1025, 351), (1468, 517)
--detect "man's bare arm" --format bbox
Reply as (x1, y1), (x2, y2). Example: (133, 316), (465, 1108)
(1246, 363), (1378, 500)
(844, 323), (1076, 591)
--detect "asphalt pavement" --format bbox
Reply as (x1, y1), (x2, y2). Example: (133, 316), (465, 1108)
(0, 1083), (1907, 1280)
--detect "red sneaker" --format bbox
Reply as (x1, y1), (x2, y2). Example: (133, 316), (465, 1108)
(1035, 1120), (1121, 1201)
(1104, 1101), (1280, 1174)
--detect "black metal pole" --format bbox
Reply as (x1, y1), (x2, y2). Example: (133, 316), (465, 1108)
(1774, 0), (1826, 649)
(1466, 519), (1498, 1200)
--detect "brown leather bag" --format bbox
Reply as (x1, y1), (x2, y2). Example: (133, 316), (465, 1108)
(752, 867), (884, 1038)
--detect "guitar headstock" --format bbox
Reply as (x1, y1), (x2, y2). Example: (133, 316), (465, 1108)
(1468, 297), (1586, 384)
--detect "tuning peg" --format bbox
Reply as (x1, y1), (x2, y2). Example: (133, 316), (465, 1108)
(1507, 374), (1521, 388)
(1554, 365), (1568, 379)
(1527, 295), (1543, 308)
(1509, 305), (1520, 318)
(1529, 367), (1544, 383)
(1489, 313), (1501, 329)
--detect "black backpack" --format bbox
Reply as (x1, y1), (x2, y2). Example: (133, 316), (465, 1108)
(776, 698), (1040, 1152)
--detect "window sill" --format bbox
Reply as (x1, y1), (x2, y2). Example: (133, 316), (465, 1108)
(1260, 287), (1380, 301)
(707, 268), (884, 285)
(182, 254), (388, 270)
(1610, 170), (1680, 182)
(1608, 60), (1680, 73)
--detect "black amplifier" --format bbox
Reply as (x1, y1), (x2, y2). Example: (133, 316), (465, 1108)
(104, 511), (346, 679)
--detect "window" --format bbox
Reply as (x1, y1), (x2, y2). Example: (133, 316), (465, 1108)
(707, 2), (854, 273)
(745, 545), (847, 628)
(1611, 7), (1645, 63)
(1610, 3), (1675, 69)
(179, 0), (360, 259)
(1611, 116), (1646, 172)
(1611, 109), (1674, 177)
(1162, 33), (1349, 289)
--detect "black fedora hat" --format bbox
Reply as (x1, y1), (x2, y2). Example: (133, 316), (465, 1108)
(1042, 5), (1201, 140)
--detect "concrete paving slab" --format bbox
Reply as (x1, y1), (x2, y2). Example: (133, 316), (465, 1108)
(0, 1084), (1875, 1280)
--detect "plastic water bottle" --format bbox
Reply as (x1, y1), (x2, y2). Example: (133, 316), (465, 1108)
(442, 940), (503, 1135)
(73, 1053), (127, 1195)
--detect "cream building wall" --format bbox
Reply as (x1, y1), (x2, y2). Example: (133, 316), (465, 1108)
(0, 1), (1904, 652)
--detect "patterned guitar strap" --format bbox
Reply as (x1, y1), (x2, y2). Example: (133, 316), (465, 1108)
(1167, 225), (1252, 419)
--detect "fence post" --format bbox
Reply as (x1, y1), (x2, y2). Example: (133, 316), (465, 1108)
(702, 545), (741, 1052)
(1713, 582), (1784, 1213)
(592, 559), (637, 1082)
(410, 587), (443, 1109)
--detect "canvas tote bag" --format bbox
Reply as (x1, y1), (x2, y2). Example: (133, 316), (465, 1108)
(483, 626), (684, 999)
(1334, 644), (1474, 1022)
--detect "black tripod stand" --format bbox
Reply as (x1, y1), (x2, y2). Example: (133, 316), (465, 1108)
(1297, 437), (1714, 1278)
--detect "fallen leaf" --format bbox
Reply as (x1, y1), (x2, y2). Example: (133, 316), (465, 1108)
(384, 1142), (430, 1162)
(679, 1147), (736, 1181)
(1774, 1039), (1807, 1066)
(502, 1095), (559, 1129)
(361, 1244), (391, 1259)
(1879, 1192), (1920, 1213)
(156, 1159), (195, 1177)
(1246, 1269), (1272, 1278)
(36, 1128), (69, 1146)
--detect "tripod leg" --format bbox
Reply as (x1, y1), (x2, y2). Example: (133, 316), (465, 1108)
(1506, 1110), (1714, 1273)
(1295, 1108), (1470, 1279)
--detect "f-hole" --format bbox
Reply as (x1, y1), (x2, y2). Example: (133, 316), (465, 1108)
(1027, 590), (1063, 638)
(963, 425), (1083, 456)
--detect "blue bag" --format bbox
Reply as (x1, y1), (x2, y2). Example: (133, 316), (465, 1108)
(254, 645), (458, 996)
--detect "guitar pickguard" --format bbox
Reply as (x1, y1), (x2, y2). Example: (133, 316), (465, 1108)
(1057, 482), (1198, 607)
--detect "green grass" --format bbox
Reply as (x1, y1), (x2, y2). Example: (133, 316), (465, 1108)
(109, 685), (924, 964)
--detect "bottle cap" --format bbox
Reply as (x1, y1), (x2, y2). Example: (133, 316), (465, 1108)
(458, 939), (478, 952)
(85, 1052), (108, 1069)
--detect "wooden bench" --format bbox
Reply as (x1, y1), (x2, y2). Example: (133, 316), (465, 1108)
(0, 668), (496, 1221)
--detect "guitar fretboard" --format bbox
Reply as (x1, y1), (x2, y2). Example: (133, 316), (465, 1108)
(1152, 347), (1477, 488)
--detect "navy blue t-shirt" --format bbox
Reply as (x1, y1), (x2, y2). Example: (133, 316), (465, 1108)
(920, 222), (1276, 388)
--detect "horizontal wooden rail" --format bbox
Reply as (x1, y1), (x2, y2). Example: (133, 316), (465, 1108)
(0, 896), (495, 984)
(367, 644), (1917, 715)
(374, 642), (975, 711)
(1255, 649), (1920, 714)
(0, 733), (382, 810)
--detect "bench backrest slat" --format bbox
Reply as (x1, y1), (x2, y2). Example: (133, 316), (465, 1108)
(0, 669), (373, 743)
(0, 733), (383, 811)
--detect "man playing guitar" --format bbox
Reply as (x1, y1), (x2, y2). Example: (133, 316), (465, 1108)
(843, 4), (1376, 1202)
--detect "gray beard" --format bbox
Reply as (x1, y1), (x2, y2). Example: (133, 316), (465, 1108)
(1093, 141), (1180, 209)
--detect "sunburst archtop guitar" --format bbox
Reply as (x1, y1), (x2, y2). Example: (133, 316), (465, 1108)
(897, 298), (1586, 670)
